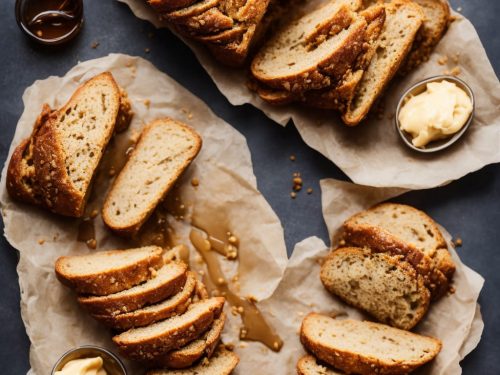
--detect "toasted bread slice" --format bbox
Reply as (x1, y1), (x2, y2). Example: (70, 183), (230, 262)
(156, 312), (226, 368)
(92, 271), (197, 330)
(251, 1), (367, 92)
(55, 246), (164, 296)
(400, 0), (450, 74)
(175, 8), (234, 36)
(113, 297), (225, 361)
(300, 314), (442, 375)
(28, 72), (133, 217)
(343, 203), (455, 298)
(78, 262), (187, 316)
(320, 247), (430, 330)
(297, 355), (344, 375)
(102, 118), (202, 236)
(342, 0), (423, 125)
(163, 0), (221, 22)
(147, 345), (239, 375)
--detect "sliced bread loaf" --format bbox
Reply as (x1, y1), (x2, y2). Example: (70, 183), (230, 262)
(156, 312), (226, 368)
(300, 314), (442, 375)
(297, 355), (344, 375)
(78, 262), (187, 316)
(92, 271), (197, 330)
(7, 73), (132, 216)
(251, 1), (367, 92)
(102, 118), (202, 236)
(146, 345), (239, 375)
(113, 297), (225, 361)
(342, 0), (423, 125)
(343, 203), (455, 298)
(55, 246), (164, 296)
(320, 247), (430, 330)
(400, 0), (450, 74)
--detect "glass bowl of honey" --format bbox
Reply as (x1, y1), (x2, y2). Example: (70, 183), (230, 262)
(15, 0), (84, 46)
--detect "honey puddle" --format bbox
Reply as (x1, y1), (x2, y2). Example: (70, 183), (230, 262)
(191, 214), (239, 260)
(190, 229), (283, 352)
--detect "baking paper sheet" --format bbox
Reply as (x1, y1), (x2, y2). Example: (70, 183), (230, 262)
(120, 0), (500, 189)
(0, 54), (288, 375)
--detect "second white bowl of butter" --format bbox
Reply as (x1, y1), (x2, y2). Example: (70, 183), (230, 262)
(395, 75), (475, 153)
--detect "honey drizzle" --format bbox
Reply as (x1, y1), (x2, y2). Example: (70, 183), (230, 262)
(190, 229), (283, 352)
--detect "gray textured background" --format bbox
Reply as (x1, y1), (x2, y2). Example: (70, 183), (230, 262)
(0, 0), (498, 373)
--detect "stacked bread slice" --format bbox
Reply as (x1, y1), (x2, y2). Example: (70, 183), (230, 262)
(298, 313), (442, 374)
(55, 246), (238, 372)
(251, 0), (451, 125)
(147, 0), (272, 66)
(320, 203), (455, 331)
(7, 72), (133, 217)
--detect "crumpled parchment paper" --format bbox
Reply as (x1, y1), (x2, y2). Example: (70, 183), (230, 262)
(252, 179), (483, 374)
(120, 0), (500, 190)
(0, 54), (289, 375)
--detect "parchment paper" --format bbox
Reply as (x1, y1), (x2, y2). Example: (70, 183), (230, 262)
(120, 0), (500, 189)
(0, 54), (289, 375)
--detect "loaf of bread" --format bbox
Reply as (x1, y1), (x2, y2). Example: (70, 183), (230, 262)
(92, 271), (197, 330)
(55, 246), (164, 296)
(113, 297), (225, 361)
(102, 118), (202, 236)
(342, 202), (455, 299)
(147, 345), (239, 375)
(147, 0), (271, 66)
(320, 247), (430, 330)
(6, 72), (133, 217)
(300, 314), (442, 375)
(78, 262), (188, 316)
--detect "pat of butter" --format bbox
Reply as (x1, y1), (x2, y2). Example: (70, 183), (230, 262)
(55, 356), (108, 375)
(398, 80), (472, 147)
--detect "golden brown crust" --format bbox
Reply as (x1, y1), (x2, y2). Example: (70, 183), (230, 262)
(77, 263), (188, 316)
(55, 248), (165, 296)
(113, 297), (225, 361)
(115, 87), (134, 133)
(300, 314), (442, 375)
(148, 0), (198, 13)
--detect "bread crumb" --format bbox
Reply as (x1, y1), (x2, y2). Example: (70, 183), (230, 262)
(450, 67), (461, 76)
(438, 56), (448, 65)
(191, 178), (199, 187)
(91, 41), (100, 49)
(38, 239), (45, 245)
(238, 342), (248, 348)
(306, 187), (313, 194)
(454, 237), (463, 247)
(145, 47), (151, 53)
(289, 154), (296, 161)
(290, 192), (297, 199)
(36, 30), (43, 37)
(246, 295), (258, 303)
(86, 239), (97, 249)
(90, 209), (99, 219)
(143, 99), (151, 109)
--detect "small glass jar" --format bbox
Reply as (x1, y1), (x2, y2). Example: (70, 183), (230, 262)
(15, 0), (84, 46)
(51, 346), (127, 375)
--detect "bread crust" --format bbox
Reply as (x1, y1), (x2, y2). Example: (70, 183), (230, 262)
(320, 247), (430, 330)
(92, 271), (197, 330)
(55, 247), (165, 296)
(102, 118), (202, 236)
(113, 297), (225, 361)
(300, 314), (442, 375)
(297, 354), (343, 375)
(78, 262), (188, 316)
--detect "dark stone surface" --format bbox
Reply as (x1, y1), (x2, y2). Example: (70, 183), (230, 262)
(0, 0), (498, 373)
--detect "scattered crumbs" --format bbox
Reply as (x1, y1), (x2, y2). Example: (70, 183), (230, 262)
(144, 47), (151, 53)
(238, 342), (248, 349)
(191, 178), (199, 187)
(306, 187), (313, 194)
(289, 154), (296, 161)
(339, 239), (346, 246)
(143, 99), (151, 109)
(297, 311), (304, 317)
(90, 209), (99, 219)
(450, 66), (461, 76)
(452, 53), (460, 64)
(91, 41), (100, 49)
(224, 343), (235, 351)
(454, 237), (463, 247)
(246, 295), (258, 303)
(38, 239), (45, 245)
(290, 191), (297, 199)
(438, 55), (448, 65)
(36, 30), (43, 37)
(187, 113), (193, 120)
(448, 286), (456, 295)
(86, 239), (97, 249)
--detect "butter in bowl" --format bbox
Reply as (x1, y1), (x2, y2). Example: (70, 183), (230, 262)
(51, 346), (126, 375)
(395, 76), (475, 153)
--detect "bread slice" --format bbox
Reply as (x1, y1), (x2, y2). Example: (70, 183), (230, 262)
(297, 355), (344, 375)
(156, 312), (226, 368)
(78, 262), (187, 316)
(342, 0), (423, 125)
(164, 0), (221, 22)
(148, 0), (199, 13)
(102, 118), (202, 236)
(300, 314), (442, 375)
(92, 271), (197, 330)
(251, 1), (367, 92)
(113, 297), (225, 361)
(55, 246), (164, 296)
(7, 73), (133, 217)
(343, 203), (455, 298)
(146, 345), (239, 375)
(400, 0), (450, 74)
(320, 247), (430, 330)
